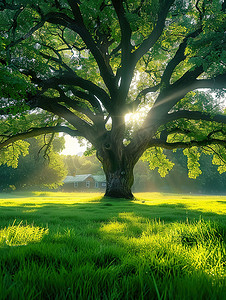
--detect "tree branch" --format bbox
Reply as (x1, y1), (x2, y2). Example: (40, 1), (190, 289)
(66, 0), (84, 25)
(6, 20), (45, 50)
(157, 68), (226, 116)
(33, 95), (97, 143)
(136, 84), (160, 101)
(128, 76), (226, 160)
(109, 43), (122, 57)
(69, 88), (104, 116)
(39, 51), (73, 73)
(145, 67), (226, 125)
(132, 0), (175, 63)
(35, 71), (112, 113)
(140, 66), (204, 130)
(203, 145), (226, 164)
(165, 110), (226, 125)
(53, 88), (101, 125)
(127, 84), (160, 112)
(111, 0), (174, 104)
(0, 126), (81, 150)
(111, 0), (132, 60)
(44, 10), (116, 94)
(194, 73), (226, 90)
(0, 1), (22, 11)
(148, 138), (226, 150)
(161, 28), (202, 86)
(159, 127), (191, 142)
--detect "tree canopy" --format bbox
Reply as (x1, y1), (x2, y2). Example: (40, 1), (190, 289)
(0, 0), (226, 198)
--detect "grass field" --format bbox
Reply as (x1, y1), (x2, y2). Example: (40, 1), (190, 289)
(0, 192), (225, 299)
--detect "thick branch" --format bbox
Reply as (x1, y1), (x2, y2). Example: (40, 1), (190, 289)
(148, 138), (226, 149)
(69, 88), (104, 116)
(114, 0), (174, 105)
(161, 28), (202, 86)
(0, 126), (81, 150)
(111, 0), (132, 60)
(165, 110), (226, 125)
(112, 1), (174, 104)
(146, 68), (226, 126)
(54, 89), (100, 125)
(141, 66), (204, 130)
(4, 2), (115, 94)
(36, 72), (112, 113)
(67, 0), (84, 24)
(194, 73), (226, 90)
(127, 78), (226, 160)
(36, 95), (92, 129)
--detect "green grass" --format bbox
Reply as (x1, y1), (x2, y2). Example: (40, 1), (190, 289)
(0, 192), (225, 299)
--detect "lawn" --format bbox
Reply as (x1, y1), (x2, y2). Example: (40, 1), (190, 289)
(0, 192), (225, 299)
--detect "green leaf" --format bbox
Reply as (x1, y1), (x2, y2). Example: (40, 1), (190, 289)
(142, 147), (174, 177)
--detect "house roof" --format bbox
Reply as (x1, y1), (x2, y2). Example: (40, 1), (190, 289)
(92, 175), (106, 182)
(63, 174), (106, 183)
(63, 174), (92, 183)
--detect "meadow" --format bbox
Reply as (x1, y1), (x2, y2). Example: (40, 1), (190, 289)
(0, 192), (225, 299)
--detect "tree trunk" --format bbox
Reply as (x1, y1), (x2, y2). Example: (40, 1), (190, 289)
(104, 166), (134, 199)
(97, 141), (136, 199)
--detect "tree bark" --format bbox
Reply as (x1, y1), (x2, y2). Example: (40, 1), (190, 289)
(104, 165), (134, 199)
(97, 139), (136, 199)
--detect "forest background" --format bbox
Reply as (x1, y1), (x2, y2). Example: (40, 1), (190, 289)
(0, 135), (225, 194)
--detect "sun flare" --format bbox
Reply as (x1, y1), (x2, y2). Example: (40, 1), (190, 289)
(125, 112), (144, 123)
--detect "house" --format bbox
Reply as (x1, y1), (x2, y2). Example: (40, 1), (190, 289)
(92, 175), (107, 189)
(63, 174), (106, 191)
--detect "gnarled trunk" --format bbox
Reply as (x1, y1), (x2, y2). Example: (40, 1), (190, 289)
(97, 139), (136, 199)
(104, 165), (134, 199)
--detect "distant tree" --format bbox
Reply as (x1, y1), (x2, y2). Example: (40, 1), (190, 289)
(134, 150), (226, 193)
(0, 135), (67, 190)
(63, 154), (104, 176)
(0, 0), (225, 198)
(64, 151), (226, 194)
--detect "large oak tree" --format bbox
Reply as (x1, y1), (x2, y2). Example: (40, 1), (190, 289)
(0, 0), (226, 198)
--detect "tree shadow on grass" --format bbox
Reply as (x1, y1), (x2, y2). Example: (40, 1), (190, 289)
(0, 195), (225, 227)
(217, 200), (226, 204)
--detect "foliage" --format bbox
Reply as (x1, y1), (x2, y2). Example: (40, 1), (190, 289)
(0, 136), (67, 190)
(0, 65), (34, 105)
(141, 147), (174, 177)
(211, 145), (226, 174)
(0, 140), (29, 168)
(183, 147), (202, 179)
(0, 111), (62, 168)
(135, 149), (226, 193)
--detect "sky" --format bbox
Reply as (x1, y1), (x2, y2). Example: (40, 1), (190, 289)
(60, 135), (87, 156)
